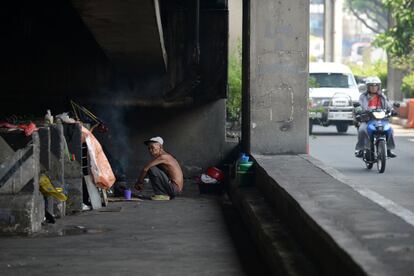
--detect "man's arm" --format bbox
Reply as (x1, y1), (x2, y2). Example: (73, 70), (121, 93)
(382, 95), (393, 111)
(358, 93), (367, 111)
(135, 156), (166, 186)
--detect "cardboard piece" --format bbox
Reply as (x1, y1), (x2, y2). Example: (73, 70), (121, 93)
(84, 175), (102, 209)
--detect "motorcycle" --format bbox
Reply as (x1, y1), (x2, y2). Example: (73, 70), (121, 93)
(354, 105), (398, 173)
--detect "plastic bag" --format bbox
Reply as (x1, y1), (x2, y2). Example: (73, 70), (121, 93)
(201, 173), (218, 184)
(39, 174), (67, 201)
(55, 112), (76, 124)
(81, 126), (116, 189)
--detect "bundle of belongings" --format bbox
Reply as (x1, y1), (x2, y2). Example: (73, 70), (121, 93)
(81, 126), (115, 189)
(197, 167), (225, 194)
(57, 109), (116, 189)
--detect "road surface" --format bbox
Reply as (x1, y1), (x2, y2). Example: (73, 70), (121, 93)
(310, 124), (414, 225)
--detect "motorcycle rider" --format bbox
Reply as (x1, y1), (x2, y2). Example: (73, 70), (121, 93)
(354, 76), (397, 158)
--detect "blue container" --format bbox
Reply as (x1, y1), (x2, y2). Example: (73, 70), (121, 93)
(124, 189), (132, 200)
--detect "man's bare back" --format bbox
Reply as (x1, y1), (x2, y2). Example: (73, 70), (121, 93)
(137, 140), (184, 192)
(153, 153), (183, 191)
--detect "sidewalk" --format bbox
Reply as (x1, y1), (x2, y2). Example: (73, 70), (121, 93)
(0, 183), (268, 276)
(391, 123), (414, 137)
(252, 154), (414, 276)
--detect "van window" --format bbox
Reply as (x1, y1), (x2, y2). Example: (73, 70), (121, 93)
(309, 73), (356, 88)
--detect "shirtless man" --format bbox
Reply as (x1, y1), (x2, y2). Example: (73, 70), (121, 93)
(135, 136), (183, 200)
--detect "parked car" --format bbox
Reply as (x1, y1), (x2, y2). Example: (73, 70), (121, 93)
(309, 62), (361, 134)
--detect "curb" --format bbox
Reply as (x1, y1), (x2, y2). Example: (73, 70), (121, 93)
(228, 183), (318, 276)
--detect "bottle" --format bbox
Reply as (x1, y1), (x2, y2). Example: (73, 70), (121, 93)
(45, 110), (54, 124)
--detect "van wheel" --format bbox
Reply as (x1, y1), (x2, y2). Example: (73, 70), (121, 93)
(309, 121), (313, 135)
(336, 123), (348, 133)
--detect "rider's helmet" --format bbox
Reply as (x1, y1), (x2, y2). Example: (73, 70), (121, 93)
(365, 76), (382, 93)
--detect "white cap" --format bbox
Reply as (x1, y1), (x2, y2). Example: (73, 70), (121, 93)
(144, 136), (164, 145)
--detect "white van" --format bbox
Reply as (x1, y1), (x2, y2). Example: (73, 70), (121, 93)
(309, 62), (360, 134)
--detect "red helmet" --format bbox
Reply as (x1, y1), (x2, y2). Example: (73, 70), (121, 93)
(206, 167), (225, 182)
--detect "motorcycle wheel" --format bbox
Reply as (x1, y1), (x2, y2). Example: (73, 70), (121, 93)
(364, 150), (373, 169)
(376, 140), (386, 173)
(366, 162), (373, 170)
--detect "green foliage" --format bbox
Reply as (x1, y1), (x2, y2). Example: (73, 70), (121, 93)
(344, 0), (388, 33)
(227, 40), (242, 122)
(348, 60), (414, 98)
(348, 60), (388, 87)
(402, 72), (414, 98)
(374, 0), (414, 70)
(308, 76), (319, 88)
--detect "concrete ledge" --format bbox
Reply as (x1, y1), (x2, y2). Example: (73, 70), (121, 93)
(229, 184), (318, 276)
(252, 154), (414, 276)
(0, 192), (44, 235)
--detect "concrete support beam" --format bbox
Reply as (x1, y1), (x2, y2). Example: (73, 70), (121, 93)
(0, 132), (40, 194)
(245, 0), (309, 154)
(63, 123), (83, 214)
(38, 127), (51, 172)
(0, 131), (44, 235)
(49, 124), (66, 218)
(50, 124), (65, 187)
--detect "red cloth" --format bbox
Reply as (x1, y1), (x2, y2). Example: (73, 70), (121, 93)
(0, 122), (18, 129)
(368, 95), (381, 109)
(0, 121), (37, 136)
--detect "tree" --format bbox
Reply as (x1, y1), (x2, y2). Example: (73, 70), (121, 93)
(344, 0), (388, 33)
(374, 0), (414, 70)
(227, 39), (242, 122)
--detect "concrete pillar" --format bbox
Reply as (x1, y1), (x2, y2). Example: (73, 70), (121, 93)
(49, 123), (66, 217)
(50, 124), (65, 187)
(245, 0), (309, 154)
(63, 123), (83, 214)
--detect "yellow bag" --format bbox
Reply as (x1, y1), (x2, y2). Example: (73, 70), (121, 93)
(39, 174), (68, 202)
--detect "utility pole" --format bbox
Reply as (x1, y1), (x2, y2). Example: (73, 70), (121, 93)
(324, 0), (334, 62)
(324, 0), (343, 62)
(386, 9), (404, 101)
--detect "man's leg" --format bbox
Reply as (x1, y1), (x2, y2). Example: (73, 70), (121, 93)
(387, 128), (397, 157)
(355, 123), (368, 157)
(147, 167), (177, 197)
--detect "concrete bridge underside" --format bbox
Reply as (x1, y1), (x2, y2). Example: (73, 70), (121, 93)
(70, 0), (167, 74)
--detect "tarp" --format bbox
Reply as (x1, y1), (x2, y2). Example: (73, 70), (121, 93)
(81, 126), (116, 189)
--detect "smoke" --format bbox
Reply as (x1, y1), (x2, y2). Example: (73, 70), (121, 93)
(94, 74), (166, 180)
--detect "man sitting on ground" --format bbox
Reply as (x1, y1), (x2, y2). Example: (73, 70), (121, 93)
(135, 136), (183, 200)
